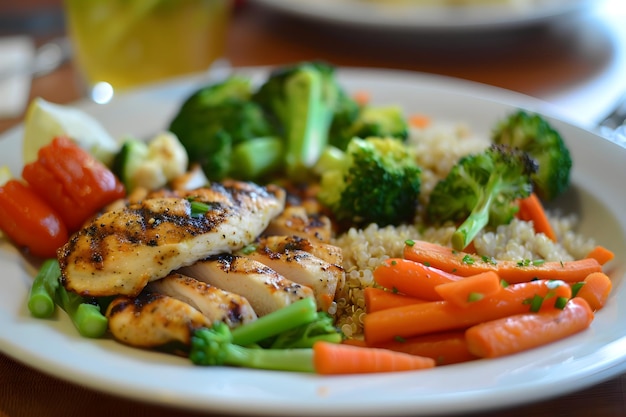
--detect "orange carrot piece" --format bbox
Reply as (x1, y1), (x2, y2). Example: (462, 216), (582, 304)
(352, 90), (370, 106)
(409, 114), (431, 129)
(585, 245), (615, 265)
(364, 287), (425, 313)
(403, 240), (602, 284)
(313, 341), (435, 375)
(516, 193), (557, 241)
(363, 279), (572, 345)
(434, 271), (502, 308)
(373, 331), (478, 366)
(373, 258), (461, 300)
(465, 297), (594, 358)
(574, 271), (612, 311)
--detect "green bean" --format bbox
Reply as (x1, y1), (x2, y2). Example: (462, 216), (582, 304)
(27, 259), (60, 318)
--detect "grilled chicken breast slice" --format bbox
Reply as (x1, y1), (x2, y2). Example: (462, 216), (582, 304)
(146, 273), (257, 328)
(59, 181), (285, 297)
(106, 291), (212, 348)
(263, 206), (332, 242)
(259, 235), (343, 266)
(179, 254), (315, 316)
(245, 248), (343, 312)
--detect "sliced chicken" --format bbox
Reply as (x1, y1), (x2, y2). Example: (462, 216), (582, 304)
(146, 273), (257, 328)
(245, 247), (343, 312)
(59, 181), (286, 297)
(263, 206), (332, 242)
(179, 254), (315, 316)
(259, 235), (343, 266)
(106, 291), (212, 349)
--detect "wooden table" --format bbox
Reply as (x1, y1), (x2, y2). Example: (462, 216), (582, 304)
(1, 2), (625, 417)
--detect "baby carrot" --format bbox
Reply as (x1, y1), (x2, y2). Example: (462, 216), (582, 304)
(373, 258), (461, 300)
(465, 297), (594, 358)
(516, 193), (557, 241)
(409, 114), (431, 129)
(403, 240), (602, 284)
(434, 271), (502, 308)
(574, 271), (612, 311)
(313, 341), (435, 375)
(363, 279), (572, 345)
(372, 331), (478, 366)
(585, 245), (615, 265)
(364, 287), (425, 313)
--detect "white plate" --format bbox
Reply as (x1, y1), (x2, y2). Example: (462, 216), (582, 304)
(250, 0), (596, 32)
(1, 67), (625, 416)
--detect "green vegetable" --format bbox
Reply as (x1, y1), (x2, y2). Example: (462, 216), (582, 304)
(230, 297), (318, 347)
(315, 136), (422, 227)
(262, 311), (343, 349)
(252, 61), (343, 181)
(28, 259), (108, 338)
(55, 280), (108, 338)
(427, 143), (538, 251)
(168, 76), (277, 181)
(27, 258), (60, 318)
(329, 104), (408, 151)
(230, 136), (284, 181)
(189, 321), (315, 372)
(492, 110), (572, 201)
(112, 132), (188, 192)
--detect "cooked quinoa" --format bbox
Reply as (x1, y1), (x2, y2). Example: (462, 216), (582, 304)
(331, 121), (596, 339)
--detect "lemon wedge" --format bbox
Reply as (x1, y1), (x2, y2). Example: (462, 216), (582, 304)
(22, 97), (120, 166)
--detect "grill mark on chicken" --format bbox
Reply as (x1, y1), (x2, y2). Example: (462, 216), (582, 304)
(106, 291), (212, 348)
(179, 254), (315, 316)
(146, 273), (257, 328)
(263, 206), (332, 242)
(246, 247), (343, 312)
(59, 181), (285, 297)
(259, 235), (344, 266)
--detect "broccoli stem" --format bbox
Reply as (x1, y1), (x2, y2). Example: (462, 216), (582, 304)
(283, 67), (327, 180)
(27, 258), (60, 318)
(221, 343), (315, 372)
(230, 136), (284, 181)
(190, 321), (316, 372)
(451, 180), (498, 251)
(230, 297), (318, 347)
(268, 311), (343, 348)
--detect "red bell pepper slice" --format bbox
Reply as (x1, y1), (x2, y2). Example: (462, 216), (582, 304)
(0, 179), (69, 258)
(22, 136), (126, 232)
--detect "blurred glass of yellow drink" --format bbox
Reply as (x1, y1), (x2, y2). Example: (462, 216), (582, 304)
(64, 0), (232, 91)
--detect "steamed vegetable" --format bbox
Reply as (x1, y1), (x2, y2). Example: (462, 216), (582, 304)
(315, 136), (421, 227)
(0, 179), (69, 258)
(252, 61), (343, 181)
(426, 143), (537, 251)
(492, 110), (572, 201)
(28, 259), (108, 338)
(169, 76), (279, 181)
(113, 132), (188, 192)
(21, 136), (125, 232)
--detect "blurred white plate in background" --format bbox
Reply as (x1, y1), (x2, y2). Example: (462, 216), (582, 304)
(250, 0), (596, 32)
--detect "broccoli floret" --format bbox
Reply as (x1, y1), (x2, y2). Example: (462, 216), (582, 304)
(168, 76), (278, 181)
(427, 143), (538, 251)
(252, 61), (344, 181)
(329, 104), (408, 151)
(315, 137), (422, 227)
(492, 110), (572, 201)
